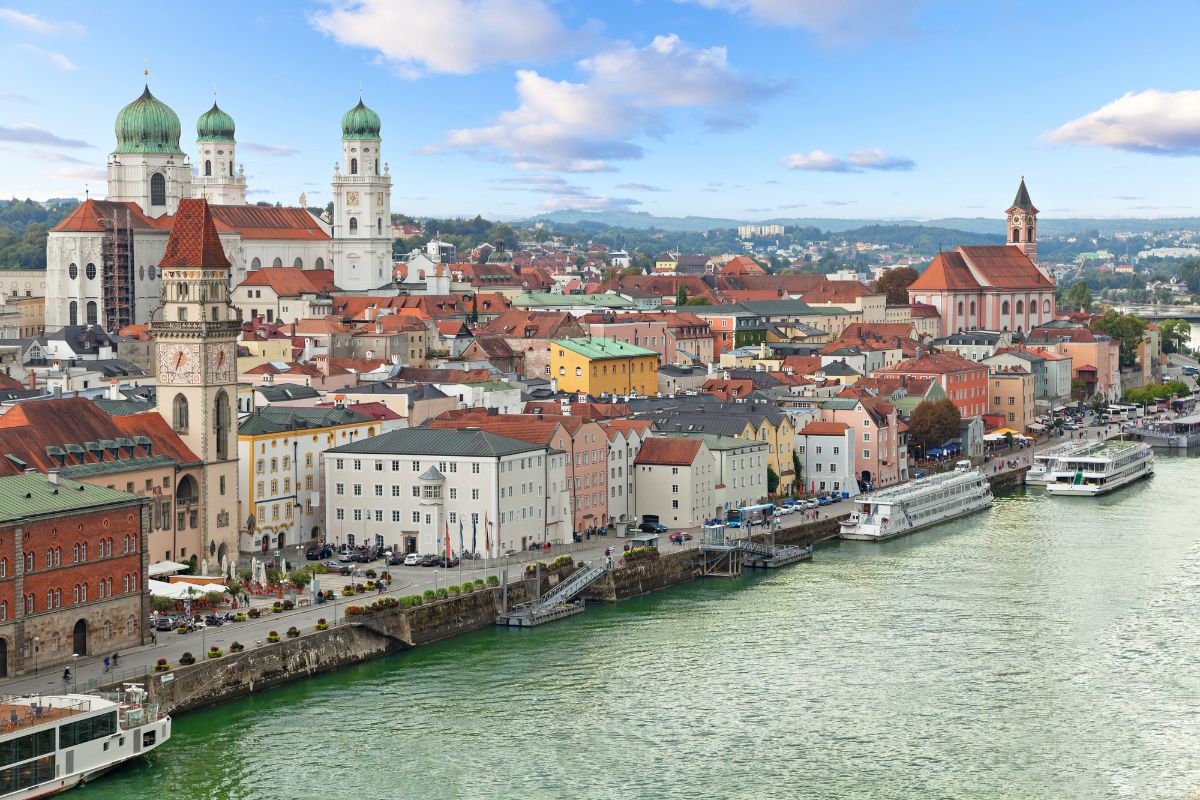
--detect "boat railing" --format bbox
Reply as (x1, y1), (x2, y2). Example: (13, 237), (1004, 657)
(0, 694), (93, 713)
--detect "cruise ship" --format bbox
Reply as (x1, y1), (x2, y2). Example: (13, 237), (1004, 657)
(1026, 441), (1089, 485)
(1044, 440), (1154, 497)
(0, 686), (170, 798)
(840, 461), (993, 541)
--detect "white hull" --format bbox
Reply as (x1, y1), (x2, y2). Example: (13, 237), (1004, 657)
(840, 495), (993, 541)
(1024, 468), (1051, 485)
(1045, 459), (1154, 497)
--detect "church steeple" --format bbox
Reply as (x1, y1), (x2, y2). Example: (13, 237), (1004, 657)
(1006, 176), (1038, 264)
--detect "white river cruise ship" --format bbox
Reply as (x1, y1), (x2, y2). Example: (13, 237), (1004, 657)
(1044, 440), (1154, 497)
(0, 686), (170, 798)
(840, 461), (993, 541)
(1026, 441), (1089, 485)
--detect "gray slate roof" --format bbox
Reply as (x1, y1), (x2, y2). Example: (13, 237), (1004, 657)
(239, 406), (374, 436)
(255, 385), (323, 402)
(327, 428), (543, 457)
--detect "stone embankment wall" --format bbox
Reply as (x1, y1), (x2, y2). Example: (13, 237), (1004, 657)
(988, 466), (1029, 493)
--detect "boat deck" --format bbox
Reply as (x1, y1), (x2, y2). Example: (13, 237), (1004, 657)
(0, 701), (79, 734)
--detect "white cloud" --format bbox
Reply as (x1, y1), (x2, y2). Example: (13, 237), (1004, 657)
(0, 124), (90, 147)
(0, 92), (34, 104)
(19, 44), (74, 70)
(0, 7), (83, 35)
(242, 142), (300, 156)
(437, 34), (773, 172)
(1046, 89), (1200, 155)
(48, 166), (106, 182)
(616, 182), (666, 192)
(781, 147), (914, 172)
(309, 0), (583, 77)
(684, 0), (923, 42)
(492, 173), (641, 211)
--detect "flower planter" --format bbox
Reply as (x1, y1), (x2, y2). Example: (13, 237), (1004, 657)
(266, 631), (281, 643)
(286, 627), (300, 638)
(230, 642), (245, 652)
(154, 660), (170, 672)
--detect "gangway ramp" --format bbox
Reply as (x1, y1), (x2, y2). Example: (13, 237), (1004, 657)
(497, 561), (609, 628)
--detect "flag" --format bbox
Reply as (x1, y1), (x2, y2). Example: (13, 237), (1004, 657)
(483, 512), (490, 553)
(471, 515), (478, 555)
(496, 513), (501, 554)
(458, 518), (464, 558)
(444, 519), (452, 559)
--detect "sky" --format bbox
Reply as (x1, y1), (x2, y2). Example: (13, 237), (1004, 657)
(3, 0), (1200, 222)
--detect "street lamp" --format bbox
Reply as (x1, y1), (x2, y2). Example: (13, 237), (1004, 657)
(32, 637), (39, 676)
(71, 653), (79, 692)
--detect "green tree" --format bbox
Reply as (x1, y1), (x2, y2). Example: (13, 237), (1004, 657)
(875, 266), (920, 305)
(1089, 309), (1146, 368)
(676, 285), (688, 306)
(1064, 280), (1093, 312)
(907, 398), (962, 453)
(1159, 318), (1191, 354)
(792, 450), (802, 496)
(766, 466), (779, 495)
(534, 228), (549, 243)
(288, 569), (312, 590)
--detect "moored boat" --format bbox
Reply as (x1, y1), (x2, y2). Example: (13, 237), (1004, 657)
(0, 685), (170, 798)
(840, 460), (993, 542)
(1044, 440), (1154, 497)
(1026, 441), (1089, 485)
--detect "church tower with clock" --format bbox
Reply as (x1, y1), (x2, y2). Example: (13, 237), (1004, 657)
(1006, 176), (1038, 264)
(330, 98), (393, 291)
(151, 198), (240, 573)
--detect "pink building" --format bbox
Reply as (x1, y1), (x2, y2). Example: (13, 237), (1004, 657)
(819, 395), (903, 488)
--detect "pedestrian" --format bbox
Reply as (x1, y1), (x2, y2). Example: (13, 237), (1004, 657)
(103, 656), (110, 673)
(62, 669), (70, 689)
(112, 651), (119, 666)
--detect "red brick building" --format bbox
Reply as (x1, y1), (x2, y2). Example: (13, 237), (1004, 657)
(0, 473), (150, 677)
(876, 351), (990, 419)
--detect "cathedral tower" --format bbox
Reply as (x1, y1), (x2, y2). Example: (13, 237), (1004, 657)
(106, 83), (192, 217)
(330, 98), (393, 290)
(1006, 176), (1038, 264)
(151, 198), (240, 572)
(194, 101), (246, 205)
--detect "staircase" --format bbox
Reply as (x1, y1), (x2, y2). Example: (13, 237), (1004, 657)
(535, 562), (608, 611)
(497, 561), (610, 627)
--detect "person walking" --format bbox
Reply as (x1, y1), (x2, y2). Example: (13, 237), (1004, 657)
(62, 669), (70, 690)
(103, 656), (110, 674)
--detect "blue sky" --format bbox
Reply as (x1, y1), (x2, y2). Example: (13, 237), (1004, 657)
(2, 0), (1200, 221)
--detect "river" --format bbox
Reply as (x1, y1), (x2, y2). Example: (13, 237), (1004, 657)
(78, 454), (1200, 800)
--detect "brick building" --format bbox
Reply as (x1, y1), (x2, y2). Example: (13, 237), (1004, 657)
(0, 473), (149, 677)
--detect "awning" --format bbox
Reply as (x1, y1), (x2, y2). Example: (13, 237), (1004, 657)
(1028, 423), (1046, 431)
(148, 560), (189, 577)
(149, 579), (218, 599)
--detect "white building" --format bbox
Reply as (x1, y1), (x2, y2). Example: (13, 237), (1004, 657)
(633, 437), (716, 529)
(661, 433), (770, 514)
(324, 428), (558, 555)
(329, 100), (394, 291)
(602, 424), (648, 526)
(795, 421), (859, 497)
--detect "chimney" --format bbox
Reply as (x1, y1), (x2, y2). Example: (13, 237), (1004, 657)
(107, 379), (121, 400)
(47, 469), (59, 486)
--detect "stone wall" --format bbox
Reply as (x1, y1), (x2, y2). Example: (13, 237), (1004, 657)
(582, 549), (698, 602)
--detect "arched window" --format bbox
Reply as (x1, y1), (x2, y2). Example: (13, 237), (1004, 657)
(1043, 298), (1051, 314)
(349, 218), (358, 235)
(150, 173), (166, 206)
(204, 160), (212, 176)
(377, 218), (382, 235)
(68, 301), (77, 326)
(251, 257), (261, 270)
(1026, 225), (1034, 242)
(85, 263), (96, 280)
(293, 257), (303, 269)
(1016, 299), (1024, 314)
(272, 257), (282, 268)
(214, 390), (231, 460)
(1011, 227), (1020, 243)
(315, 257), (325, 270)
(969, 300), (976, 316)
(374, 159), (379, 175)
(68, 263), (77, 280)
(85, 301), (97, 325)
(1001, 300), (1010, 315)
(957, 301), (963, 316)
(350, 157), (358, 175)
(173, 394), (189, 433)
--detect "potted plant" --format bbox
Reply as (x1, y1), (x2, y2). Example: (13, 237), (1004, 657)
(286, 626), (300, 638)
(435, 587), (448, 600)
(230, 641), (245, 652)
(154, 658), (170, 672)
(233, 612), (247, 622)
(341, 587), (355, 597)
(282, 599), (295, 610)
(266, 631), (281, 643)
(208, 647), (223, 659)
(248, 607), (262, 619)
(473, 579), (485, 589)
(486, 575), (499, 587)
(315, 617), (329, 631)
(423, 589), (436, 601)
(448, 584), (461, 595)
(272, 602), (283, 613)
(176, 624), (189, 634)
(179, 652), (196, 665)
(365, 569), (377, 579)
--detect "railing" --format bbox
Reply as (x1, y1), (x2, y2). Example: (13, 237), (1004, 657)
(535, 562), (607, 609)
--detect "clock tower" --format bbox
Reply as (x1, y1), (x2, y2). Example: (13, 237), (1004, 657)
(1006, 176), (1038, 264)
(151, 198), (240, 573)
(330, 98), (393, 291)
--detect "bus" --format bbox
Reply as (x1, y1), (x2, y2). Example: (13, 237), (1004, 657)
(725, 503), (774, 528)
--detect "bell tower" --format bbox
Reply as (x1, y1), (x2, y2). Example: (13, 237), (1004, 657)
(330, 98), (393, 291)
(1006, 176), (1038, 264)
(195, 99), (246, 205)
(151, 198), (240, 573)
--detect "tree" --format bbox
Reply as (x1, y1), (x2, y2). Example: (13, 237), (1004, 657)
(792, 450), (802, 496)
(1089, 309), (1146, 368)
(534, 228), (550, 243)
(1064, 280), (1093, 312)
(676, 285), (688, 306)
(875, 267), (920, 305)
(766, 466), (779, 495)
(289, 569), (312, 590)
(907, 398), (962, 453)
(1159, 318), (1191, 354)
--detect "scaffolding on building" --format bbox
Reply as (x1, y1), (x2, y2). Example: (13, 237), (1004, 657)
(99, 209), (135, 331)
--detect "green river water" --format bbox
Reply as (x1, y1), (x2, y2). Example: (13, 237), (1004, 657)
(77, 454), (1200, 800)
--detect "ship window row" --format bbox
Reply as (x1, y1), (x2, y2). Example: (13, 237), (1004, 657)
(0, 729), (54, 768)
(0, 755), (55, 793)
(58, 711), (118, 748)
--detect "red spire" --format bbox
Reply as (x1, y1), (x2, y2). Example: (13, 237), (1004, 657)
(160, 198), (230, 269)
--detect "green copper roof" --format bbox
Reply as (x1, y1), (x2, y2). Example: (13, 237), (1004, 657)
(553, 337), (658, 360)
(114, 85), (183, 155)
(0, 474), (144, 523)
(197, 102), (235, 142)
(342, 99), (381, 139)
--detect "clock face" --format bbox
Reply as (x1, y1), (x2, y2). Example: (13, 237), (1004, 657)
(346, 191), (360, 206)
(158, 343), (201, 384)
(207, 343), (236, 383)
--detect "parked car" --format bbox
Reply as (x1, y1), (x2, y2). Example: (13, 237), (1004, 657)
(418, 554), (441, 567)
(816, 496), (830, 506)
(437, 556), (460, 568)
(827, 493), (842, 503)
(639, 521), (668, 533)
(321, 560), (345, 571)
(669, 532), (693, 543)
(403, 553), (422, 566)
(804, 499), (819, 509)
(153, 615), (178, 632)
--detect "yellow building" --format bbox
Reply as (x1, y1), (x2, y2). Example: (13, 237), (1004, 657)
(988, 367), (1037, 433)
(237, 336), (293, 373)
(552, 337), (659, 397)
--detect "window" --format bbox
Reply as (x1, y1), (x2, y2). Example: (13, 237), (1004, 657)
(672, 500), (679, 508)
(86, 301), (98, 325)
(350, 157), (358, 175)
(69, 301), (77, 325)
(150, 173), (166, 206)
(335, 483), (344, 496)
(349, 217), (358, 234)
(472, 464), (480, 474)
(391, 486), (400, 497)
(172, 394), (189, 433)
(412, 511), (421, 523)
(449, 488), (457, 500)
(353, 484), (362, 496)
(336, 509), (344, 520)
(412, 461), (420, 472)
(411, 486), (420, 498)
(471, 489), (480, 501)
(863, 449), (871, 459)
(353, 509), (362, 521)
(374, 485), (383, 496)
(862, 432), (870, 442)
(204, 159), (212, 176)
(671, 485), (679, 493)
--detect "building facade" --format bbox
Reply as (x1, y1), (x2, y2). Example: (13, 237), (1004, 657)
(551, 338), (659, 397)
(330, 100), (393, 291)
(634, 438), (715, 529)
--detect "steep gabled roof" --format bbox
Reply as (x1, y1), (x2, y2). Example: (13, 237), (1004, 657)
(52, 199), (164, 233)
(159, 198), (230, 269)
(1008, 177), (1038, 213)
(208, 205), (329, 240)
(634, 436), (703, 466)
(238, 268), (337, 296)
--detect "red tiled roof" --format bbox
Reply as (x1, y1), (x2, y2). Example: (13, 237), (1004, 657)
(208, 205), (329, 241)
(483, 309), (584, 339)
(52, 199), (164, 233)
(798, 421), (849, 436)
(909, 303), (940, 317)
(877, 351), (986, 376)
(598, 419), (654, 440)
(908, 251), (979, 291)
(635, 437), (702, 466)
(315, 400), (402, 421)
(909, 246), (1052, 292)
(1074, 364), (1098, 372)
(802, 280), (872, 305)
(239, 268), (337, 296)
(0, 373), (24, 390)
(160, 199), (230, 269)
(719, 255), (767, 276)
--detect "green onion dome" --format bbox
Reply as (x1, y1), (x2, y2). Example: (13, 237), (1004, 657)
(197, 102), (235, 142)
(341, 99), (381, 139)
(114, 85), (183, 155)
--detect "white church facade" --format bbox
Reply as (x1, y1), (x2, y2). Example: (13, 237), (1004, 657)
(45, 82), (394, 329)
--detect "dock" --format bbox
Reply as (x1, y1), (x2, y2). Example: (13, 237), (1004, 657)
(496, 561), (608, 628)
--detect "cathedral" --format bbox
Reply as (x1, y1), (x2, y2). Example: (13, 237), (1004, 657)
(45, 81), (393, 329)
(907, 178), (1057, 338)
